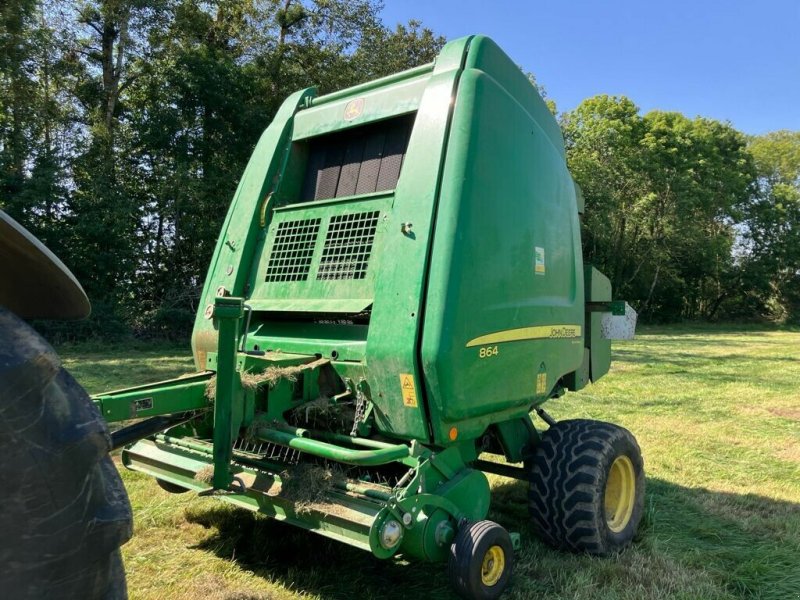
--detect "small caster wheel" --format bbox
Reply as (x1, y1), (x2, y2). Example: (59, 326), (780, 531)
(156, 478), (190, 494)
(448, 520), (513, 599)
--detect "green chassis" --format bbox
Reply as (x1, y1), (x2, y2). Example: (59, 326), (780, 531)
(94, 295), (527, 562)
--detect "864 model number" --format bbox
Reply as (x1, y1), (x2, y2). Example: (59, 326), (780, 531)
(478, 345), (499, 358)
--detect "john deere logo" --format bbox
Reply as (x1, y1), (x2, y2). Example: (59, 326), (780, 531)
(344, 97), (365, 121)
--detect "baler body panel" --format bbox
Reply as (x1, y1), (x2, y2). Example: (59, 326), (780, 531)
(191, 35), (591, 445)
(420, 37), (585, 443)
(361, 38), (471, 441)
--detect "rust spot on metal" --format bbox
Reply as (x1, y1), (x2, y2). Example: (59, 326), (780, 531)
(193, 330), (218, 370)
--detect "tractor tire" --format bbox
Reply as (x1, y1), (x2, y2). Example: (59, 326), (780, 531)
(0, 307), (132, 599)
(448, 520), (513, 600)
(528, 419), (644, 555)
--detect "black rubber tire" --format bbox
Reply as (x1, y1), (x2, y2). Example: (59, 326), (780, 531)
(448, 520), (514, 600)
(528, 419), (645, 555)
(0, 308), (132, 599)
(157, 478), (190, 494)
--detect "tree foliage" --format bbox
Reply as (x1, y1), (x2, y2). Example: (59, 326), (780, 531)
(1, 3), (797, 336)
(740, 131), (800, 321)
(1, 0), (443, 338)
(560, 95), (780, 322)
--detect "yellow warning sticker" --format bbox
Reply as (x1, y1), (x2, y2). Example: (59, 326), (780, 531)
(536, 372), (547, 395)
(399, 373), (418, 407)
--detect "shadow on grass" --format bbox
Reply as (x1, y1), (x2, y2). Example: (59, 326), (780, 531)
(182, 476), (800, 600)
(185, 505), (453, 600)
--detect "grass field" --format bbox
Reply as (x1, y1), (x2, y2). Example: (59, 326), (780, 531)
(60, 326), (800, 600)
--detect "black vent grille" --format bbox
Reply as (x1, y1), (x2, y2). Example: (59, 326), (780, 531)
(317, 211), (380, 281)
(301, 114), (414, 202)
(265, 218), (321, 282)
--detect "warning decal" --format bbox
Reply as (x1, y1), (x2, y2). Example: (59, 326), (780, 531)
(399, 373), (418, 407)
(536, 372), (547, 395)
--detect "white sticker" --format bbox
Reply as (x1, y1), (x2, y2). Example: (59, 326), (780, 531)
(535, 246), (546, 275)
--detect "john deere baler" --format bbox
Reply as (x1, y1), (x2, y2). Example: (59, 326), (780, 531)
(94, 35), (642, 600)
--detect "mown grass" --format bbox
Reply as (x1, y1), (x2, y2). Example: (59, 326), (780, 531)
(59, 326), (800, 600)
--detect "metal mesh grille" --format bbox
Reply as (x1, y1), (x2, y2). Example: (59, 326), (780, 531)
(265, 218), (321, 282)
(317, 211), (380, 280)
(300, 114), (414, 202)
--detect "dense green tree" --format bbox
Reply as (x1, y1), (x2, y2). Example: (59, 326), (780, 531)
(561, 96), (649, 292)
(562, 95), (755, 320)
(1, 0), (444, 338)
(54, 0), (171, 328)
(352, 19), (444, 79)
(1, 1), (79, 250)
(0, 0), (38, 206)
(739, 131), (800, 321)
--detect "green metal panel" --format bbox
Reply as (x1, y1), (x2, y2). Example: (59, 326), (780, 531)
(585, 266), (612, 381)
(210, 296), (245, 488)
(96, 36), (636, 573)
(191, 88), (315, 370)
(121, 434), (490, 560)
(185, 34), (619, 454)
(122, 439), (380, 551)
(292, 66), (433, 140)
(361, 36), (475, 442)
(247, 194), (392, 313)
(420, 36), (585, 444)
(92, 373), (211, 422)
(247, 319), (369, 361)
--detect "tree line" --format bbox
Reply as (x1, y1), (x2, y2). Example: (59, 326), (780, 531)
(1, 0), (798, 339)
(565, 99), (800, 322)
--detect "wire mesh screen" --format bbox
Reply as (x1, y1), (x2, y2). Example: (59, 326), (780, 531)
(300, 114), (415, 202)
(264, 218), (321, 282)
(317, 211), (380, 280)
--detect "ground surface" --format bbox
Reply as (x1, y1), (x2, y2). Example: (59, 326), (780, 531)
(59, 326), (800, 600)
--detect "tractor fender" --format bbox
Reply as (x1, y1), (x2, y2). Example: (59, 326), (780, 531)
(0, 210), (90, 319)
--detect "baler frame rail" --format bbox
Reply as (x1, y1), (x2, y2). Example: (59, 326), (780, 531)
(93, 371), (213, 422)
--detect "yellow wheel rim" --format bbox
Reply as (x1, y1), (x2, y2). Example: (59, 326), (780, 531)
(604, 455), (636, 533)
(480, 545), (506, 587)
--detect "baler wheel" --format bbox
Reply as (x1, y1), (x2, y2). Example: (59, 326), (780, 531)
(447, 520), (513, 600)
(0, 308), (132, 598)
(156, 479), (190, 494)
(527, 419), (644, 555)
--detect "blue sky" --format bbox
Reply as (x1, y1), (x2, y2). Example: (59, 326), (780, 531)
(380, 0), (799, 135)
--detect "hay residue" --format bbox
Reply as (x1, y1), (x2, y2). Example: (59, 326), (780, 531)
(195, 465), (215, 484)
(280, 463), (346, 515)
(286, 394), (356, 431)
(205, 377), (217, 400)
(290, 395), (332, 422)
(205, 357), (330, 400)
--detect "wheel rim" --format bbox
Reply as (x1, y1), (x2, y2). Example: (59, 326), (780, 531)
(604, 454), (636, 532)
(480, 545), (505, 587)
